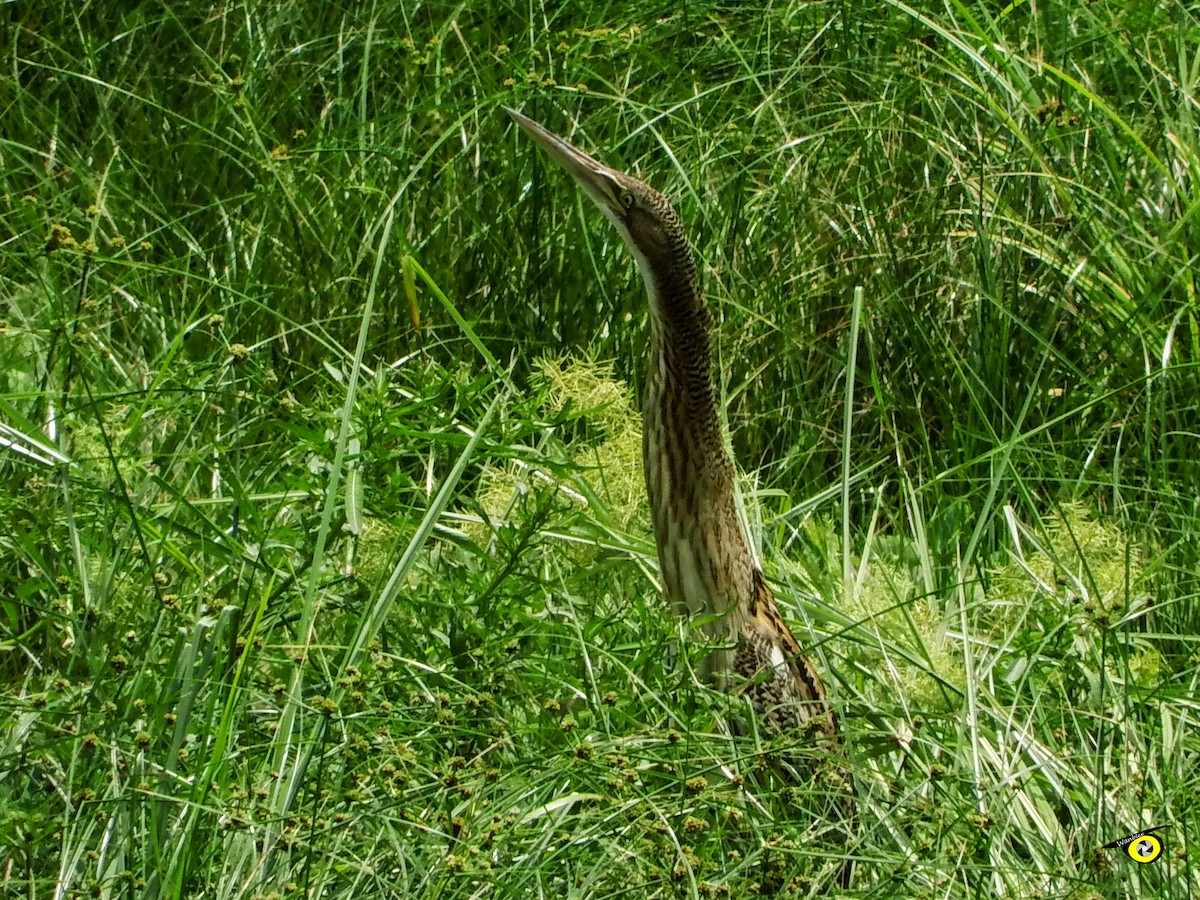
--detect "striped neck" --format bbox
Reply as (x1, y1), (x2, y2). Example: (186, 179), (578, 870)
(639, 244), (725, 461)
(638, 229), (754, 640)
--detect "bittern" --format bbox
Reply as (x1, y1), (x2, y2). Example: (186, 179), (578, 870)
(508, 108), (855, 881)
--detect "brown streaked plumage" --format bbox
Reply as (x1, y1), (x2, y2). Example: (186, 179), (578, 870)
(507, 107), (855, 883)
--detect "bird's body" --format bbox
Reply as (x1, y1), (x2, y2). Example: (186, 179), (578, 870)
(508, 108), (854, 883)
(643, 289), (840, 737)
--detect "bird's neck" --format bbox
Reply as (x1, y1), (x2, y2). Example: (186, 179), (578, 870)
(641, 258), (725, 462)
(639, 240), (754, 628)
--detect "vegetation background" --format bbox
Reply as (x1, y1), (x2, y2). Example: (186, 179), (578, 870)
(1, 1), (1196, 897)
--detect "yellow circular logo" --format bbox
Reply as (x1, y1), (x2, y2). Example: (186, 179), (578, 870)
(1127, 834), (1162, 864)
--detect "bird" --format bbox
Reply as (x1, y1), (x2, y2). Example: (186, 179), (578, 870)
(507, 107), (856, 884)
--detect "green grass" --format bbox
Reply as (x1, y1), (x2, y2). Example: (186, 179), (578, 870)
(2, 1), (1198, 897)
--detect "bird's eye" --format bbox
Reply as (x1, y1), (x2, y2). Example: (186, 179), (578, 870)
(619, 189), (635, 209)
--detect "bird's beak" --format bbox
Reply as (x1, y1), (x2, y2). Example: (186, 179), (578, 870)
(505, 107), (624, 214)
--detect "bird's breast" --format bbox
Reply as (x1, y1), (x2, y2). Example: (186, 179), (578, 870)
(644, 410), (753, 626)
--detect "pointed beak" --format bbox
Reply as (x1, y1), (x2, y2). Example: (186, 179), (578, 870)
(505, 107), (623, 214)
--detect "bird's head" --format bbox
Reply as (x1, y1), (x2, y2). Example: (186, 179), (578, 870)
(506, 107), (689, 302)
